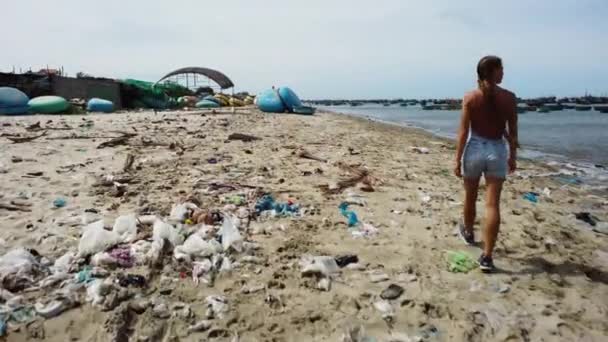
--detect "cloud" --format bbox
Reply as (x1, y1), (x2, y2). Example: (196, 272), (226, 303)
(1, 0), (607, 98)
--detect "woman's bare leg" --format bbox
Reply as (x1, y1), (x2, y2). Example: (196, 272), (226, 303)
(463, 177), (480, 232)
(482, 176), (504, 257)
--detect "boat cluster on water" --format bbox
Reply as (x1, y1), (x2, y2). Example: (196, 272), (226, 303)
(308, 96), (608, 113)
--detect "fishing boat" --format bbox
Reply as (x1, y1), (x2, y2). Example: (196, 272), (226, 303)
(594, 106), (608, 113)
(537, 106), (551, 113)
(575, 105), (592, 111)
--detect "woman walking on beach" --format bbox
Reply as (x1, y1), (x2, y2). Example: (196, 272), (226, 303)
(454, 56), (518, 272)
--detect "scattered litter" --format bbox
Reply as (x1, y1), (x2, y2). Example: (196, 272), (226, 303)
(380, 284), (404, 300)
(542, 187), (551, 197)
(410, 146), (430, 154)
(317, 278), (331, 291)
(174, 233), (222, 261)
(523, 192), (539, 203)
(170, 202), (199, 223)
(112, 214), (138, 243)
(219, 216), (243, 252)
(35, 298), (74, 318)
(0, 248), (44, 292)
(369, 272), (390, 283)
(76, 266), (94, 283)
(188, 320), (212, 333)
(107, 245), (135, 268)
(53, 198), (67, 208)
(339, 202), (359, 227)
(78, 221), (122, 257)
(344, 193), (367, 207)
(192, 259), (213, 285)
(592, 222), (608, 235)
(373, 300), (395, 320)
(335, 254), (359, 268)
(419, 193), (431, 203)
(117, 274), (146, 288)
(574, 212), (599, 226)
(224, 195), (246, 206)
(205, 295), (229, 319)
(300, 255), (340, 278)
(446, 251), (477, 273)
(351, 223), (379, 238)
(255, 195), (300, 217)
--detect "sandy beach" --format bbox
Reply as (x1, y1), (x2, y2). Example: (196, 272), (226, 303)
(0, 108), (607, 341)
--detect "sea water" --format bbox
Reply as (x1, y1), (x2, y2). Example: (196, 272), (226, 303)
(324, 104), (608, 186)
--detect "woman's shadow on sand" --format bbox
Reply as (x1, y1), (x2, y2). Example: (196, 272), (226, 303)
(491, 256), (608, 285)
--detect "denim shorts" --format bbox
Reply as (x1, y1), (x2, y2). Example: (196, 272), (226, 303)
(462, 133), (508, 179)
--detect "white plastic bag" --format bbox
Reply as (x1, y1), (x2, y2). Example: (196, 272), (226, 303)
(205, 295), (229, 319)
(78, 221), (122, 257)
(51, 252), (76, 274)
(219, 216), (243, 252)
(113, 214), (138, 243)
(0, 248), (42, 290)
(300, 255), (340, 278)
(152, 219), (185, 247)
(174, 234), (222, 261)
(170, 202), (199, 222)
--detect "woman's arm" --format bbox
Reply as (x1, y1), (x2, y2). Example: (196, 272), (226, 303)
(454, 95), (472, 177)
(506, 94), (518, 173)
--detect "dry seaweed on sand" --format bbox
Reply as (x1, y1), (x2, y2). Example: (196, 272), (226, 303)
(319, 162), (383, 195)
(5, 131), (47, 144)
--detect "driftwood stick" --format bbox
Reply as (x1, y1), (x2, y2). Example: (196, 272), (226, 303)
(6, 131), (47, 143)
(0, 203), (32, 212)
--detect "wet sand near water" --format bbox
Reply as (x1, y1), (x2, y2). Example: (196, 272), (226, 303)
(0, 109), (607, 341)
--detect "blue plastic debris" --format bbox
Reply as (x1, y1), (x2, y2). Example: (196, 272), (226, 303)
(255, 195), (299, 216)
(53, 197), (67, 208)
(523, 192), (538, 203)
(339, 202), (359, 227)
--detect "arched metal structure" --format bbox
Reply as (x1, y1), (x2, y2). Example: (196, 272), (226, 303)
(155, 67), (234, 91)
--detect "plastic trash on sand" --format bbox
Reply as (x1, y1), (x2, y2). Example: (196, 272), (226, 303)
(174, 234), (222, 261)
(152, 219), (185, 247)
(339, 202), (359, 227)
(205, 295), (229, 319)
(0, 248), (43, 292)
(255, 195), (300, 217)
(192, 259), (213, 285)
(410, 146), (430, 154)
(51, 252), (76, 274)
(219, 216), (243, 253)
(351, 223), (379, 238)
(446, 251), (477, 273)
(112, 214), (138, 243)
(35, 298), (73, 318)
(86, 279), (112, 306)
(373, 300), (395, 319)
(300, 255), (340, 278)
(170, 202), (199, 222)
(523, 192), (539, 203)
(53, 197), (67, 208)
(344, 192), (367, 207)
(341, 324), (376, 342)
(78, 221), (123, 257)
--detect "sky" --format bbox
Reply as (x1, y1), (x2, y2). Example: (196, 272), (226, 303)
(2, 0), (607, 99)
